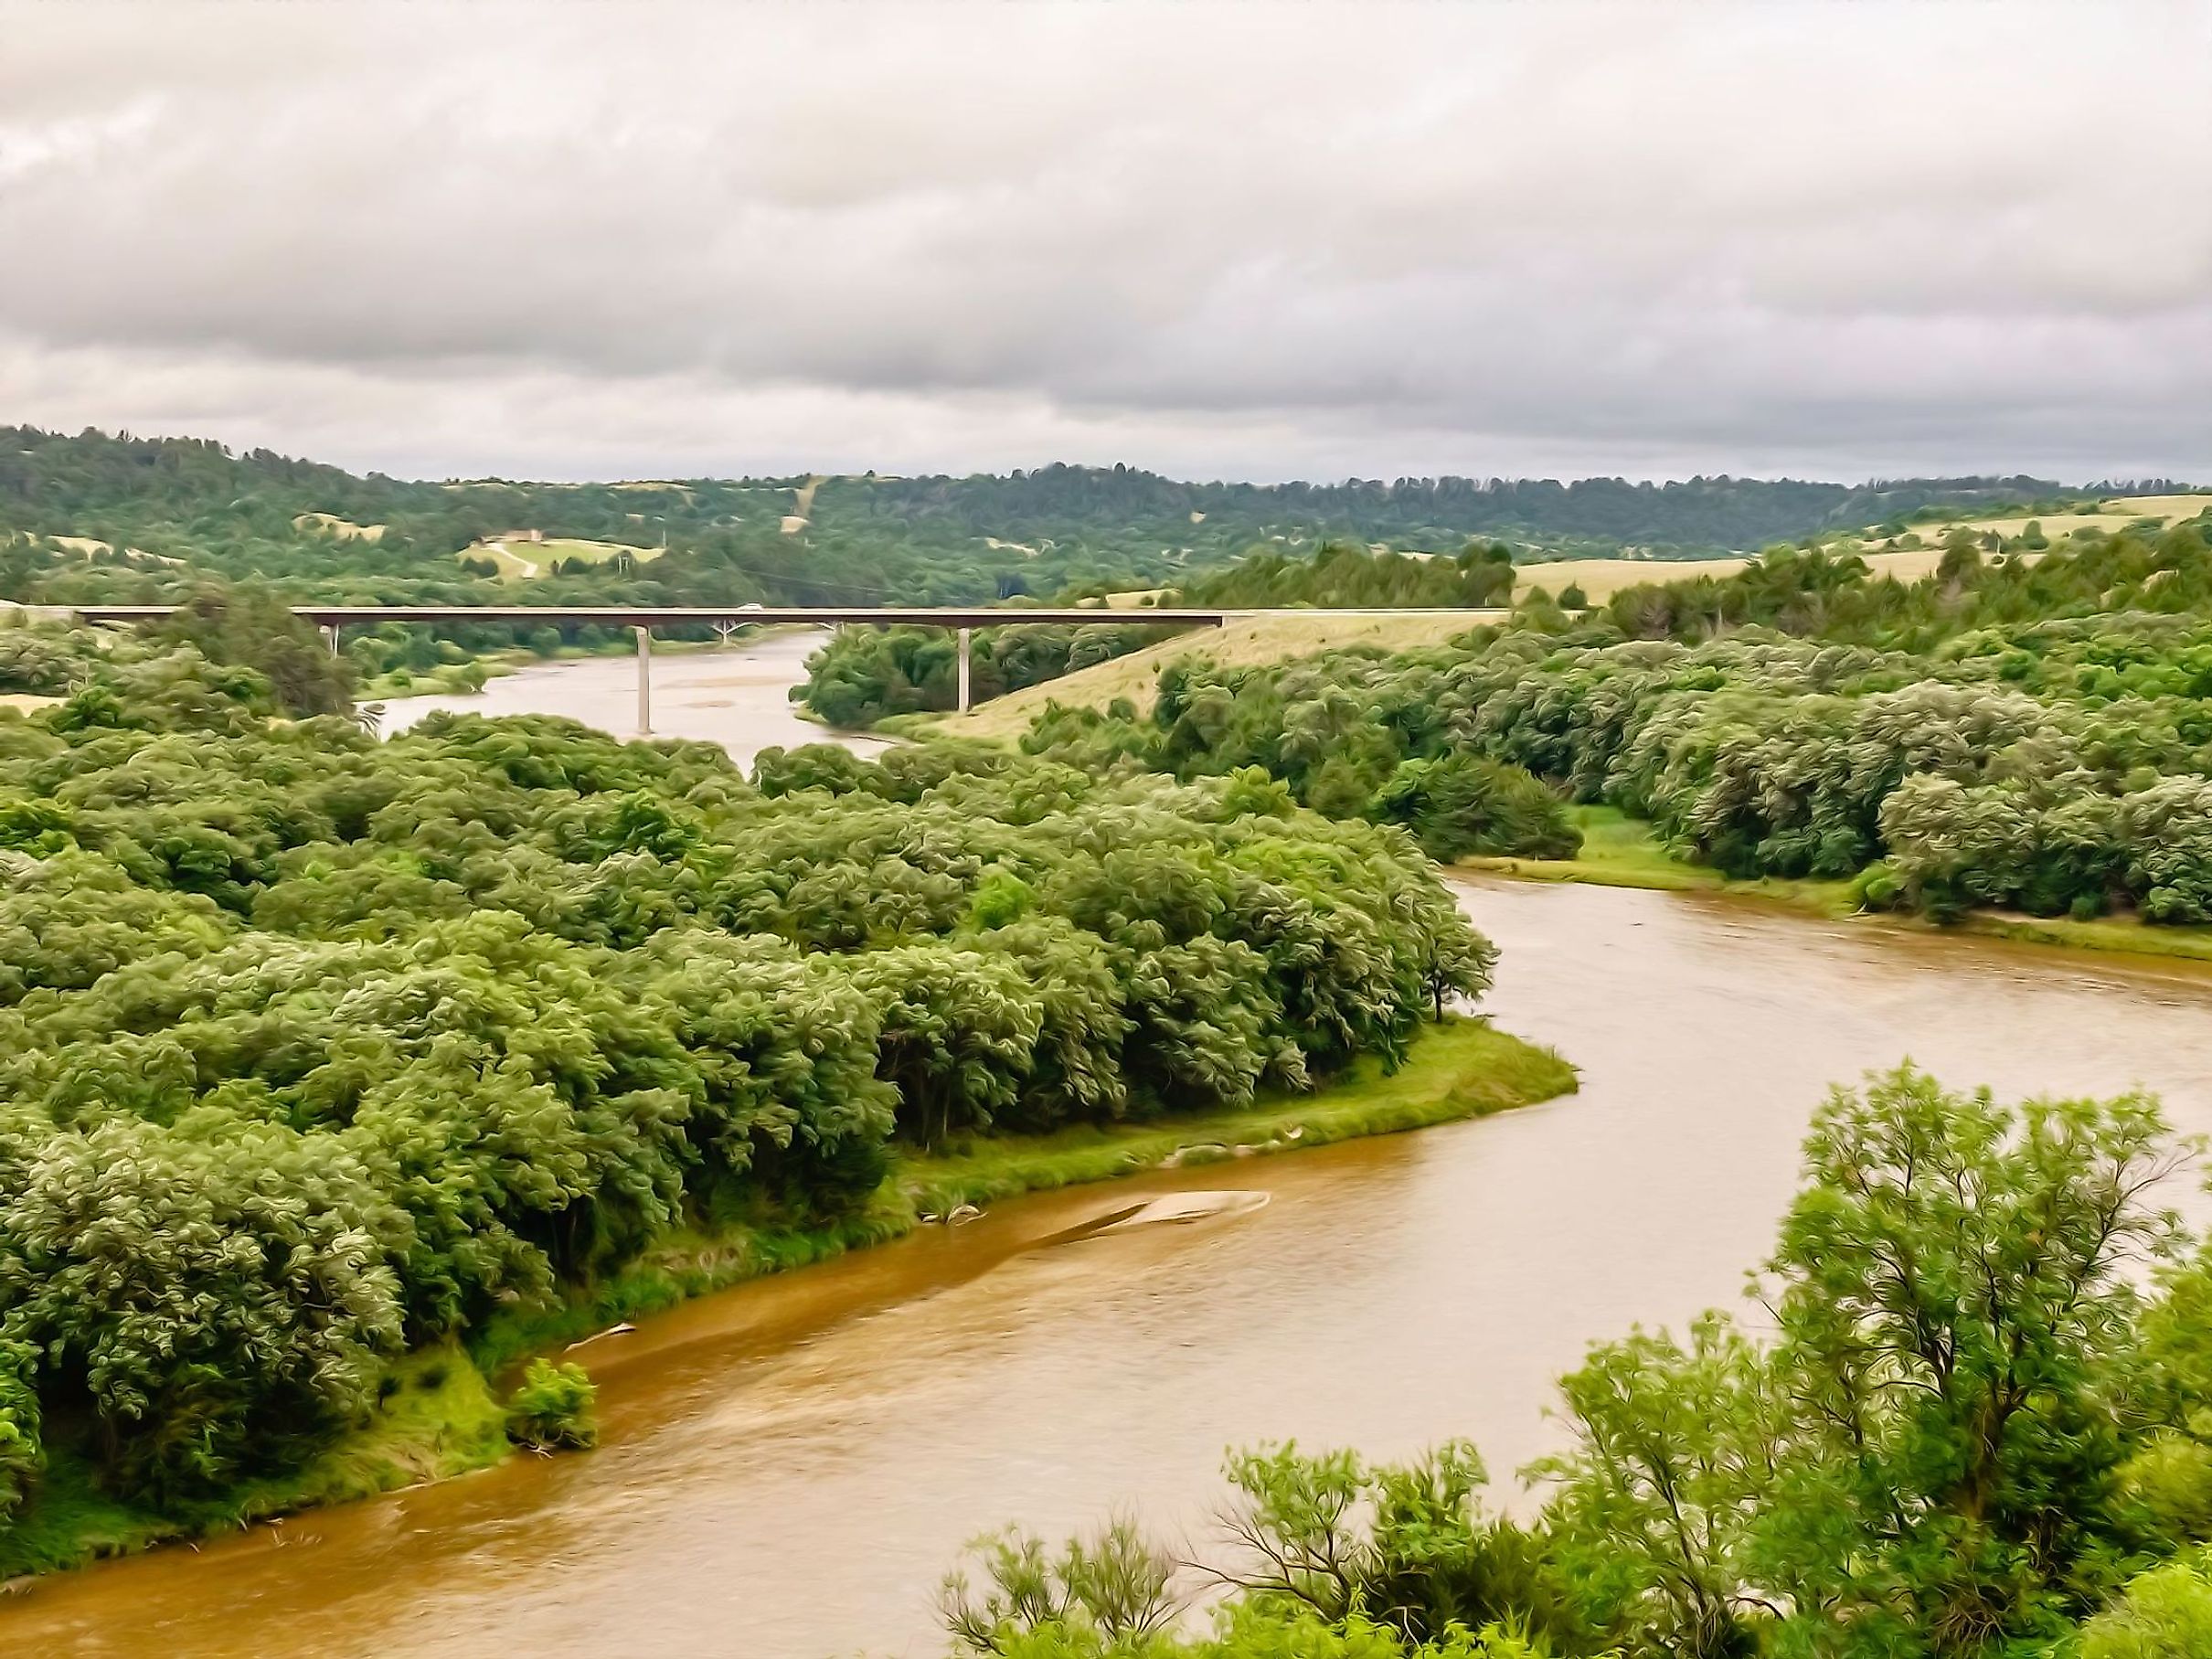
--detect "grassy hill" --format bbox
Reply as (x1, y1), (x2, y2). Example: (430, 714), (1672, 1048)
(464, 536), (662, 580)
(935, 610), (1499, 738)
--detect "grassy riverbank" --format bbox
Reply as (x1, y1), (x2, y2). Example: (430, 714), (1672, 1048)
(903, 1015), (1575, 1213)
(0, 1016), (1569, 1586)
(1463, 806), (2212, 967)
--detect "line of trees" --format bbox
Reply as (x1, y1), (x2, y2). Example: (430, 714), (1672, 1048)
(1164, 540), (1517, 611)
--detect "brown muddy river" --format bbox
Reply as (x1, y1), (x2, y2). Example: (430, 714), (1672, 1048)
(373, 628), (890, 771)
(11, 651), (2212, 1658)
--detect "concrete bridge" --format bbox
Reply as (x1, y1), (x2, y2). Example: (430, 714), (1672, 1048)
(58, 603), (1503, 732)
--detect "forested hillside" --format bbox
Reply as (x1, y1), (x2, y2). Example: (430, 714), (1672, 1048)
(0, 616), (1506, 1569)
(0, 428), (2125, 622)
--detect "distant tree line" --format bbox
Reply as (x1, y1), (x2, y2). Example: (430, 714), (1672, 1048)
(0, 427), (2127, 639)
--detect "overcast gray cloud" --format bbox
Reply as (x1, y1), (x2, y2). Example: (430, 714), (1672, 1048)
(1, 0), (2207, 482)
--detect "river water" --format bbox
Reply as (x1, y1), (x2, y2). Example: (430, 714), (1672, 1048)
(372, 628), (889, 771)
(11, 647), (2212, 1658)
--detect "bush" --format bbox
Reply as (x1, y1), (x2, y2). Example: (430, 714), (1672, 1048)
(2118, 1431), (2212, 1544)
(504, 1359), (598, 1452)
(1371, 754), (1581, 863)
(0, 1340), (41, 1522)
(2080, 1548), (2212, 1658)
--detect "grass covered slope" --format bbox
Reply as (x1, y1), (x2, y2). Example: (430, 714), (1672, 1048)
(1510, 493), (2207, 605)
(938, 609), (1499, 737)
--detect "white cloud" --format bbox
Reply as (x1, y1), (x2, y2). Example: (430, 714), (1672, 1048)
(1, 0), (2206, 482)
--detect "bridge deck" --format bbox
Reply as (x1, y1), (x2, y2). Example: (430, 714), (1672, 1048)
(62, 604), (1237, 628)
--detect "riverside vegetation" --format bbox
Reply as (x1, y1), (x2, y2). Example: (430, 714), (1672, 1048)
(1008, 510), (2212, 934)
(939, 1066), (2212, 1659)
(0, 611), (1561, 1576)
(9, 438), (2212, 1654)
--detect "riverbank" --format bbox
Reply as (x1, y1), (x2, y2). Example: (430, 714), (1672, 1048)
(0, 1016), (1571, 1589)
(1462, 804), (2212, 968)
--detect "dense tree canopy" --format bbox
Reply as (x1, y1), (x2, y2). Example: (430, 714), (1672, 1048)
(0, 621), (1491, 1524)
(1018, 512), (2212, 926)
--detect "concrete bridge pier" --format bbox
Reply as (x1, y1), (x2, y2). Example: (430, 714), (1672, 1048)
(324, 623), (341, 658)
(633, 626), (653, 736)
(957, 626), (972, 714)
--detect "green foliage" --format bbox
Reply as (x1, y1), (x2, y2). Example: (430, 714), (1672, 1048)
(942, 1450), (1592, 1658)
(2114, 1432), (2212, 1545)
(1538, 1065), (2192, 1655)
(1020, 655), (1579, 866)
(1212, 1441), (1586, 1648)
(981, 1606), (1580, 1659)
(154, 585), (354, 716)
(969, 1064), (2212, 1658)
(2079, 1547), (2212, 1658)
(800, 621), (1171, 728)
(503, 1358), (598, 1452)
(1371, 755), (1581, 863)
(941, 1515), (1182, 1654)
(0, 653), (1494, 1527)
(1172, 540), (1515, 611)
(0, 1339), (41, 1522)
(1022, 515), (2212, 927)
(1536, 1317), (1770, 1657)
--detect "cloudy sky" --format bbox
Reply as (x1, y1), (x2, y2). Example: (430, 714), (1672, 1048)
(3, 1), (2207, 484)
